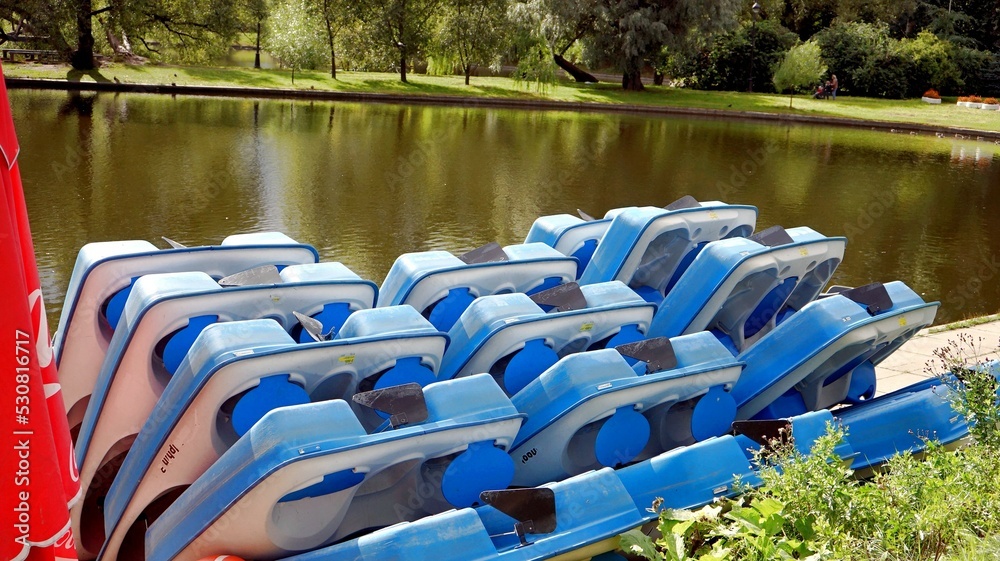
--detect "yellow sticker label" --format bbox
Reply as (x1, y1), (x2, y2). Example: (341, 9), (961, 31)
(708, 211), (719, 219)
(799, 247), (809, 256)
(899, 317), (907, 327)
(580, 322), (595, 332)
(339, 354), (356, 364)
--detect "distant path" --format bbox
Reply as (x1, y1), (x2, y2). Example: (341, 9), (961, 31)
(7, 76), (1000, 141)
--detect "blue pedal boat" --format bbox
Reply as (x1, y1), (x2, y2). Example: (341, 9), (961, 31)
(440, 281), (655, 394)
(526, 198), (756, 283)
(143, 375), (523, 561)
(53, 232), (318, 434)
(507, 335), (742, 487)
(733, 281), (940, 420)
(98, 307), (448, 561)
(377, 242), (578, 332)
(577, 202), (757, 304)
(647, 225), (846, 351)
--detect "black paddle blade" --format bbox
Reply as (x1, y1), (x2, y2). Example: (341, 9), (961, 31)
(529, 282), (587, 313)
(731, 419), (792, 446)
(218, 265), (283, 287)
(615, 337), (678, 374)
(664, 195), (701, 211)
(352, 382), (428, 428)
(480, 488), (557, 535)
(577, 208), (597, 221)
(161, 236), (187, 249)
(293, 311), (330, 342)
(459, 242), (508, 265)
(748, 225), (795, 247)
(839, 282), (893, 315)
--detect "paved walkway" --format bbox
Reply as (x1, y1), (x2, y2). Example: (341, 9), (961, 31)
(876, 318), (1000, 395)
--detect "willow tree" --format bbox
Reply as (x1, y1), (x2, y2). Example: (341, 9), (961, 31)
(590, 0), (740, 91)
(267, 0), (326, 83)
(509, 0), (603, 82)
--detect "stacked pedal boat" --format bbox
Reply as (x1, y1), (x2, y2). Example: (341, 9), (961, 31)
(54, 198), (995, 561)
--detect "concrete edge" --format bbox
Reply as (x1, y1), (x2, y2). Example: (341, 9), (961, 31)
(7, 76), (1000, 141)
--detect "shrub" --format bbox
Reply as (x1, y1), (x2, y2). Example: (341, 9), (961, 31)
(923, 88), (941, 99)
(815, 21), (893, 96)
(969, 94), (983, 102)
(986, 97), (999, 105)
(899, 31), (962, 97)
(959, 96), (970, 102)
(672, 19), (799, 93)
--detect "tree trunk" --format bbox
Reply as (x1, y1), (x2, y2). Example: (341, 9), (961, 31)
(399, 49), (408, 83)
(553, 54), (599, 83)
(254, 22), (261, 69)
(653, 70), (664, 85)
(622, 68), (644, 91)
(789, 93), (794, 108)
(71, 0), (95, 70)
(325, 15), (336, 79)
(464, 64), (471, 85)
(291, 66), (295, 84)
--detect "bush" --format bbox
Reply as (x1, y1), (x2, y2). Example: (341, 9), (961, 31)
(899, 31), (963, 96)
(815, 21), (894, 96)
(673, 19), (798, 93)
(923, 88), (940, 98)
(852, 45), (912, 99)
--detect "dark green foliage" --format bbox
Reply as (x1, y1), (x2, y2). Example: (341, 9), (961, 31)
(814, 22), (892, 96)
(672, 19), (798, 93)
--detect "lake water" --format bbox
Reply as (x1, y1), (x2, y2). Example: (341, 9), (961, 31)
(9, 88), (1000, 326)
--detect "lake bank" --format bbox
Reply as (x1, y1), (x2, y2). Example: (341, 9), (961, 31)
(6, 62), (1000, 140)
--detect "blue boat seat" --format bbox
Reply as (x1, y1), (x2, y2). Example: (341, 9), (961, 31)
(524, 208), (633, 277)
(578, 203), (757, 305)
(440, 281), (655, 394)
(508, 334), (742, 486)
(53, 232), (318, 448)
(71, 264), (377, 557)
(377, 243), (578, 332)
(647, 226), (847, 353)
(99, 309), (447, 561)
(732, 281), (939, 421)
(143, 374), (523, 561)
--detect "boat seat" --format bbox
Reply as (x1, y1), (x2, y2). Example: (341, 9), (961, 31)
(378, 242), (577, 332)
(578, 202), (757, 305)
(732, 281), (939, 421)
(53, 232), (318, 437)
(143, 374), (522, 561)
(508, 333), (742, 486)
(99, 309), (447, 561)
(440, 282), (655, 395)
(523, 207), (636, 277)
(72, 264), (379, 559)
(648, 226), (846, 353)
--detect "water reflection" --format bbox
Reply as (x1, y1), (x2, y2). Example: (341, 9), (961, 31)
(9, 89), (1000, 326)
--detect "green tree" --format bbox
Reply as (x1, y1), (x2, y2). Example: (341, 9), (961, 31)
(313, 0), (351, 78)
(508, 0), (602, 82)
(266, 0), (325, 83)
(349, 0), (444, 83)
(773, 39), (826, 107)
(434, 0), (509, 85)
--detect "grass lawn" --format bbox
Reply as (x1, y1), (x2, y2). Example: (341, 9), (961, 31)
(6, 61), (1000, 133)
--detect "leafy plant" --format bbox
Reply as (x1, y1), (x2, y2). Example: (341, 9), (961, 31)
(985, 97), (999, 105)
(923, 88), (940, 99)
(773, 40), (826, 108)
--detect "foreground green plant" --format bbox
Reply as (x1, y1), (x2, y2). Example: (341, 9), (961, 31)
(624, 336), (1000, 561)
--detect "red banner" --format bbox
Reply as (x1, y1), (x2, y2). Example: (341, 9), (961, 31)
(1, 63), (79, 561)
